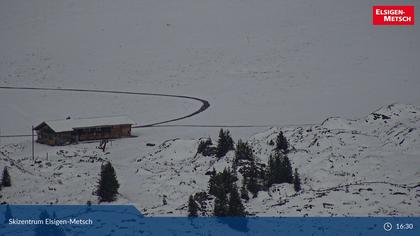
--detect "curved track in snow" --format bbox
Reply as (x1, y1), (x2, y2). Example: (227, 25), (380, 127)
(0, 86), (210, 129)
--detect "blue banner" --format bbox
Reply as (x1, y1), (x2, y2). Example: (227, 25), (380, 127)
(0, 205), (143, 236)
(0, 205), (418, 236)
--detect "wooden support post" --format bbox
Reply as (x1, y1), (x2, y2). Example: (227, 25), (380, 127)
(32, 125), (34, 161)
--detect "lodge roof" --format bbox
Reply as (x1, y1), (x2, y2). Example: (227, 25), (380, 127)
(34, 116), (136, 133)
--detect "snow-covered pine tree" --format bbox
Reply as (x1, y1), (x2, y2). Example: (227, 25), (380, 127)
(97, 161), (120, 202)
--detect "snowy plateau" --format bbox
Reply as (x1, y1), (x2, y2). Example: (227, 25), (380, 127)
(0, 0), (419, 217)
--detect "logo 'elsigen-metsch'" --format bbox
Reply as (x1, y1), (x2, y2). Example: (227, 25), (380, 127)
(373, 6), (415, 25)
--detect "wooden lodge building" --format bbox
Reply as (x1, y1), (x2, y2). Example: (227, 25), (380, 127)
(34, 116), (135, 146)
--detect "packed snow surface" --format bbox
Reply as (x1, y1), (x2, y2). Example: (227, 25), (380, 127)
(1, 0), (419, 133)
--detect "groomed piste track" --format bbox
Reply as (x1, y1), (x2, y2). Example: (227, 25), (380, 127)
(0, 86), (211, 136)
(0, 86), (280, 138)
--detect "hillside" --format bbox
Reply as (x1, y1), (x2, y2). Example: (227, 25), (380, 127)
(1, 104), (419, 216)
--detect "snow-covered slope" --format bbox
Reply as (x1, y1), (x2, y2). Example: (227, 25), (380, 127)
(1, 104), (419, 216)
(246, 103), (420, 216)
(1, 0), (420, 130)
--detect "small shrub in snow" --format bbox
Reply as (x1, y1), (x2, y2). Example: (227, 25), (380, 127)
(197, 138), (216, 156)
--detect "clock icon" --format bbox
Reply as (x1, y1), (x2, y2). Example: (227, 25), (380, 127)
(384, 222), (393, 232)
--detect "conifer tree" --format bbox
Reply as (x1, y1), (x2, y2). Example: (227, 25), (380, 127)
(216, 129), (226, 158)
(221, 168), (235, 195)
(266, 154), (276, 187)
(208, 168), (217, 195)
(274, 153), (283, 181)
(209, 167), (236, 198)
(188, 195), (199, 217)
(210, 167), (240, 217)
(282, 155), (293, 184)
(240, 179), (249, 201)
(216, 129), (234, 158)
(213, 191), (228, 217)
(234, 140), (253, 163)
(227, 184), (246, 216)
(266, 152), (294, 188)
(275, 131), (289, 153)
(97, 162), (120, 202)
(293, 168), (301, 192)
(2, 167), (11, 187)
(225, 130), (234, 152)
(246, 175), (258, 198)
(271, 151), (284, 184)
(246, 161), (259, 197)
